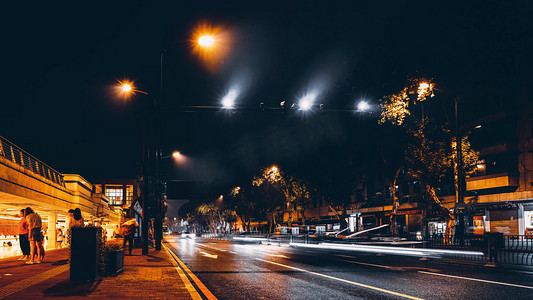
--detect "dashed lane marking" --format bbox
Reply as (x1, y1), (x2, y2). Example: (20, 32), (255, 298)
(256, 258), (424, 300)
(340, 259), (440, 272)
(0, 264), (69, 299)
(418, 271), (533, 290)
(164, 243), (218, 300)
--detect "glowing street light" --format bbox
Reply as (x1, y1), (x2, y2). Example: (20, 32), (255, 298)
(298, 92), (317, 111)
(198, 34), (215, 48)
(121, 83), (132, 93)
(115, 80), (147, 99)
(417, 81), (434, 102)
(160, 151), (183, 160)
(190, 23), (231, 72)
(221, 88), (239, 108)
(357, 101), (370, 112)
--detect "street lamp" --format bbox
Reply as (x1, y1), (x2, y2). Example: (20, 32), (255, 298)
(160, 151), (181, 160)
(153, 23), (225, 251)
(116, 79), (156, 255)
(357, 100), (370, 112)
(198, 34), (215, 48)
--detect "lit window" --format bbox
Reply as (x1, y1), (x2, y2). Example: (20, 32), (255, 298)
(106, 186), (124, 205)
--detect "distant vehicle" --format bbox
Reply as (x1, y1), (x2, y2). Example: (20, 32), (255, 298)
(181, 231), (196, 239)
(163, 226), (171, 235)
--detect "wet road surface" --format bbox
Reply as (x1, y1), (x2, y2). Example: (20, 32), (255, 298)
(165, 236), (533, 300)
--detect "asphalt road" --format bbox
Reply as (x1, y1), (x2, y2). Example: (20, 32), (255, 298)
(164, 236), (533, 300)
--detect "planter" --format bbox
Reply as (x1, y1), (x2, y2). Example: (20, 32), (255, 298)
(106, 250), (124, 275)
(70, 227), (102, 281)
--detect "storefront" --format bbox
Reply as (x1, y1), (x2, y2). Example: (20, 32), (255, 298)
(469, 201), (533, 236)
(523, 204), (533, 237)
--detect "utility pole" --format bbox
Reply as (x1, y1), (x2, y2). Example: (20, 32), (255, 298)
(454, 96), (466, 245)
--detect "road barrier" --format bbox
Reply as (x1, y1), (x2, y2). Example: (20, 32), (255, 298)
(200, 232), (533, 266)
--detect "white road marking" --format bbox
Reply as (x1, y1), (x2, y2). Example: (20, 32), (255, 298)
(200, 251), (218, 259)
(340, 259), (395, 269)
(418, 271), (533, 290)
(340, 260), (441, 273)
(256, 258), (424, 300)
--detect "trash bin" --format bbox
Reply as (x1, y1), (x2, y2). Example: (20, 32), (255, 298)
(106, 249), (124, 275)
(70, 227), (102, 281)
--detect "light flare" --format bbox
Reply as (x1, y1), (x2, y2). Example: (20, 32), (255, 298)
(198, 35), (215, 48)
(417, 81), (435, 102)
(190, 22), (232, 73)
(115, 79), (147, 100)
(357, 101), (370, 112)
(298, 92), (317, 111)
(221, 88), (239, 108)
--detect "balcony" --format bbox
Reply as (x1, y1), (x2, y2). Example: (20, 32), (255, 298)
(466, 173), (519, 191)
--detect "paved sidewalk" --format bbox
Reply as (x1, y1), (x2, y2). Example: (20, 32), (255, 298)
(0, 247), (193, 299)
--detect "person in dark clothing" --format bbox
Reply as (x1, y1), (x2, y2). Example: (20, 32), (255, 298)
(18, 209), (30, 261)
(120, 218), (138, 255)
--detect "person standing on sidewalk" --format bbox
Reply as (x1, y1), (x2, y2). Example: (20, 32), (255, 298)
(71, 208), (85, 227)
(25, 207), (45, 264)
(56, 228), (64, 249)
(18, 209), (30, 261)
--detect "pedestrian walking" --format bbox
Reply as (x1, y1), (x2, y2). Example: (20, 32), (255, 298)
(120, 218), (138, 255)
(18, 209), (30, 261)
(25, 207), (45, 264)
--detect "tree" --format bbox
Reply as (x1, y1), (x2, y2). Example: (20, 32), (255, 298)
(378, 77), (478, 235)
(290, 178), (311, 225)
(252, 165), (313, 232)
(252, 166), (287, 233)
(229, 186), (255, 232)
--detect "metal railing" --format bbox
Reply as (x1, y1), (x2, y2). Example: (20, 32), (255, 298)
(424, 234), (533, 266)
(201, 231), (533, 266)
(0, 136), (65, 187)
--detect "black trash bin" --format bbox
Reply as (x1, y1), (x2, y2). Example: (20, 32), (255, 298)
(106, 248), (124, 275)
(70, 227), (102, 281)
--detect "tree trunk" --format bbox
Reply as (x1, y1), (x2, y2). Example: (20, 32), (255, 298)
(388, 167), (402, 235)
(425, 183), (455, 237)
(301, 210), (306, 226)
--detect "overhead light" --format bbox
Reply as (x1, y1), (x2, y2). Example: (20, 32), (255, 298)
(221, 88), (239, 108)
(298, 93), (317, 111)
(357, 101), (370, 112)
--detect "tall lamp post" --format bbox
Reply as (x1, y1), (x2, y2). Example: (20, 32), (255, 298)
(117, 81), (152, 255)
(154, 31), (219, 251)
(454, 96), (466, 245)
(118, 28), (220, 254)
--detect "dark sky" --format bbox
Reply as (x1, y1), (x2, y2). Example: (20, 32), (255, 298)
(2, 1), (532, 206)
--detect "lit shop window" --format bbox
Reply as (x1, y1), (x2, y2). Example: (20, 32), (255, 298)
(125, 185), (134, 205)
(106, 186), (123, 205)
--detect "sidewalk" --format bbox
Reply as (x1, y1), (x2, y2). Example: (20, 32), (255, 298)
(0, 247), (193, 299)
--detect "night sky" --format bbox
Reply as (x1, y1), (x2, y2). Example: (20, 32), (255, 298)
(2, 1), (532, 211)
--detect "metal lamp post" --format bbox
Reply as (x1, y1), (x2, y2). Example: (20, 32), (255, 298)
(454, 96), (466, 245)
